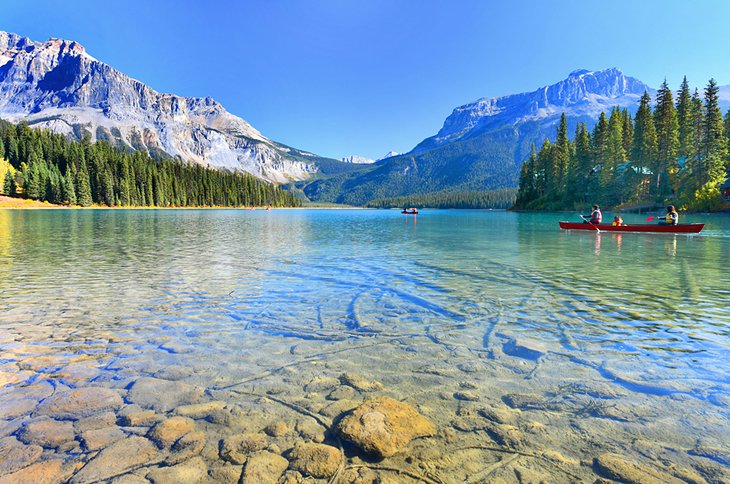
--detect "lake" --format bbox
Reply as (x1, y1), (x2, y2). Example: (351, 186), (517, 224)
(1, 208), (728, 482)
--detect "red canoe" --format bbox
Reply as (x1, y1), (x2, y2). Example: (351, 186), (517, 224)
(559, 221), (704, 233)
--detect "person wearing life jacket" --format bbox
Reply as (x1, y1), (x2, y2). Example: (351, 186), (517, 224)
(583, 205), (602, 224)
(658, 205), (678, 225)
(612, 215), (623, 226)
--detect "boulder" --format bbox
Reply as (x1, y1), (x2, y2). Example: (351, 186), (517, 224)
(0, 438), (43, 476)
(243, 451), (289, 483)
(70, 437), (159, 483)
(263, 421), (289, 438)
(337, 397), (436, 458)
(0, 458), (73, 484)
(174, 401), (226, 419)
(0, 399), (37, 420)
(127, 378), (203, 412)
(287, 442), (341, 479)
(146, 457), (207, 484)
(80, 426), (126, 451)
(35, 387), (122, 419)
(167, 431), (206, 465)
(75, 412), (117, 432)
(219, 433), (268, 465)
(593, 453), (683, 484)
(17, 417), (75, 449)
(148, 416), (195, 448)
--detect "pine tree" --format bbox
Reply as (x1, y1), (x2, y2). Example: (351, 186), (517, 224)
(76, 164), (93, 207)
(676, 76), (695, 161)
(64, 168), (77, 205)
(700, 79), (727, 189)
(603, 107), (626, 204)
(3, 170), (16, 196)
(553, 113), (570, 196)
(654, 79), (679, 199)
(631, 91), (658, 200)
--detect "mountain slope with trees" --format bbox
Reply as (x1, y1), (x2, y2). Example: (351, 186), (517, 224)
(0, 119), (300, 207)
(514, 77), (729, 211)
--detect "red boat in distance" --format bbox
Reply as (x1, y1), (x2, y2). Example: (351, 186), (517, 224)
(402, 208), (419, 214)
(559, 221), (704, 234)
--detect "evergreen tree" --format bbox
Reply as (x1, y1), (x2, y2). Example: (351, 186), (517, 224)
(698, 79), (728, 197)
(553, 113), (570, 196)
(631, 91), (658, 200)
(603, 107), (626, 204)
(3, 170), (15, 196)
(76, 164), (93, 207)
(64, 168), (77, 205)
(676, 76), (695, 161)
(654, 79), (679, 199)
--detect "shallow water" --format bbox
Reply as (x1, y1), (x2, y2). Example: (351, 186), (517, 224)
(1, 208), (729, 482)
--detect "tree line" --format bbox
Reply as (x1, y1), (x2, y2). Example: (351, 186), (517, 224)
(366, 188), (517, 209)
(0, 119), (301, 208)
(514, 77), (730, 211)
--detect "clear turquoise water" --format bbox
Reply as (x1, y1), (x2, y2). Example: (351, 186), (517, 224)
(1, 208), (729, 481)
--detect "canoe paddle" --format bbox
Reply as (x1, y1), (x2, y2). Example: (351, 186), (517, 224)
(645, 216), (655, 222)
(580, 215), (601, 233)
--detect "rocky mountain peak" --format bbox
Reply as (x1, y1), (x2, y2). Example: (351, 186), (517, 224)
(0, 30), (329, 183)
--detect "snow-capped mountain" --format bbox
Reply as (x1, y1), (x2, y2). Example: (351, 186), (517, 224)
(413, 68), (652, 154)
(341, 155), (376, 164)
(301, 68), (692, 205)
(0, 31), (335, 183)
(379, 151), (400, 160)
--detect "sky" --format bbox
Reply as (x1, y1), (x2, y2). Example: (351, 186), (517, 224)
(3, 0), (730, 160)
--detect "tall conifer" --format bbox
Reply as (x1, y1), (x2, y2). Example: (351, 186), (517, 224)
(654, 80), (679, 198)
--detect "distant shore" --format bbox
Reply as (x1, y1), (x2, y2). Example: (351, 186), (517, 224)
(0, 195), (365, 210)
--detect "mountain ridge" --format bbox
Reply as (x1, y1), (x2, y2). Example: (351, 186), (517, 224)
(298, 68), (730, 205)
(0, 30), (340, 183)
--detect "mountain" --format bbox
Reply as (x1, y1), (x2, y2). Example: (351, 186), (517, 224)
(341, 155), (376, 164)
(0, 31), (341, 184)
(298, 68), (660, 205)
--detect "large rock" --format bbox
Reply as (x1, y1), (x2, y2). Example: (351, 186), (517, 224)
(146, 457), (207, 484)
(243, 451), (289, 483)
(167, 431), (206, 465)
(80, 426), (126, 451)
(17, 417), (75, 450)
(127, 378), (203, 413)
(337, 397), (436, 458)
(35, 387), (123, 419)
(148, 416), (195, 448)
(174, 401), (226, 419)
(0, 438), (42, 476)
(593, 453), (683, 484)
(70, 437), (159, 483)
(0, 459), (73, 484)
(0, 399), (37, 420)
(287, 443), (341, 479)
(219, 433), (267, 465)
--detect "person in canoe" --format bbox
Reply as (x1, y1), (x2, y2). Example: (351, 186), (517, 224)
(612, 215), (624, 226)
(658, 205), (678, 225)
(582, 205), (602, 224)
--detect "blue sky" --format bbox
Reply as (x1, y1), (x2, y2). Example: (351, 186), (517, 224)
(4, 0), (730, 160)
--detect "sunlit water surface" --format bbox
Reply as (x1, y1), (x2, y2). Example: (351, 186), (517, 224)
(1, 209), (728, 482)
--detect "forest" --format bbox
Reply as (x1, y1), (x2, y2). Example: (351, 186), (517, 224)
(0, 119), (301, 208)
(514, 78), (730, 211)
(366, 188), (516, 209)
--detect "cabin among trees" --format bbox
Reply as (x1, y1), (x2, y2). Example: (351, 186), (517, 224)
(515, 77), (730, 212)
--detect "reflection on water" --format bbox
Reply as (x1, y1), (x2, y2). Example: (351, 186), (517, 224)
(0, 209), (729, 483)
